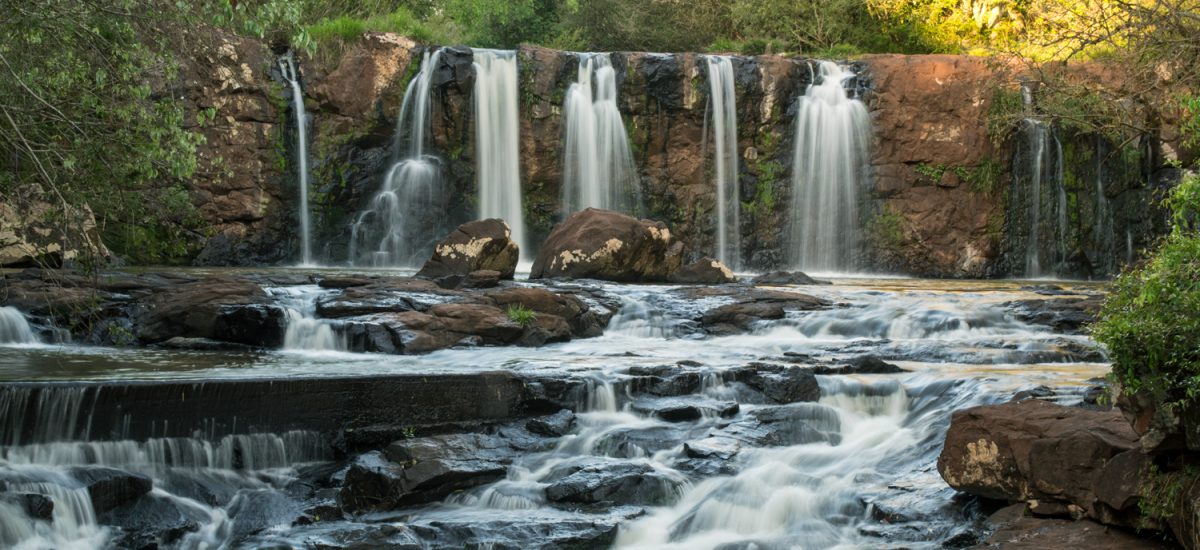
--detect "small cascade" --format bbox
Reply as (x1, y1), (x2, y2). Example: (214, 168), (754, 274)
(1009, 118), (1067, 277)
(788, 61), (871, 273)
(704, 56), (741, 270)
(349, 49), (446, 267)
(473, 49), (526, 259)
(0, 306), (38, 345)
(561, 53), (639, 216)
(606, 295), (676, 338)
(271, 286), (345, 352)
(278, 53), (313, 266)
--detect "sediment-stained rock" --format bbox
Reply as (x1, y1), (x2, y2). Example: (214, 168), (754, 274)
(531, 208), (684, 282)
(416, 218), (520, 281)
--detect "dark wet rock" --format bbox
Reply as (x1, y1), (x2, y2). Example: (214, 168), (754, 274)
(526, 409), (576, 437)
(133, 278), (287, 346)
(979, 512), (1173, 549)
(938, 400), (1143, 525)
(227, 489), (303, 540)
(484, 286), (609, 338)
(544, 461), (686, 506)
(463, 269), (502, 289)
(669, 257), (737, 284)
(1080, 384), (1111, 411)
(69, 466), (153, 515)
(730, 363), (821, 404)
(315, 280), (454, 318)
(813, 355), (908, 375)
(416, 219), (520, 281)
(697, 289), (830, 334)
(1019, 284), (1079, 296)
(317, 276), (375, 289)
(530, 208), (684, 282)
(158, 470), (242, 507)
(751, 271), (830, 286)
(98, 493), (205, 548)
(1011, 385), (1056, 402)
(405, 510), (634, 550)
(300, 523), (423, 550)
(683, 436), (741, 461)
(158, 336), (256, 351)
(715, 403), (843, 447)
(594, 424), (703, 458)
(631, 396), (739, 422)
(0, 493), (54, 520)
(1006, 295), (1103, 335)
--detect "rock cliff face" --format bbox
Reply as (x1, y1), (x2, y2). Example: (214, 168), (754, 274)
(174, 33), (1177, 276)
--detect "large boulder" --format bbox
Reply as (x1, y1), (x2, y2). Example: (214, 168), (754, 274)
(530, 208), (684, 282)
(0, 201), (110, 268)
(416, 219), (519, 281)
(340, 434), (511, 511)
(938, 400), (1143, 523)
(133, 278), (286, 346)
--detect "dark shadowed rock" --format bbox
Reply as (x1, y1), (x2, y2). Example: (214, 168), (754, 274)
(730, 363), (821, 404)
(98, 493), (205, 548)
(631, 396), (739, 422)
(938, 400), (1143, 525)
(813, 355), (908, 375)
(0, 493), (54, 521)
(69, 467), (153, 515)
(979, 511), (1173, 549)
(714, 403), (843, 447)
(1005, 295), (1103, 335)
(463, 269), (501, 289)
(751, 271), (829, 286)
(531, 208), (684, 282)
(417, 219), (520, 280)
(669, 258), (737, 284)
(544, 460), (686, 506)
(134, 278), (285, 345)
(526, 409), (576, 437)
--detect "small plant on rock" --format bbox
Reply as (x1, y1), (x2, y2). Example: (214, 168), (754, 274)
(506, 304), (537, 328)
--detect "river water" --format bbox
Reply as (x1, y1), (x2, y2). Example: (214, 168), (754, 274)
(0, 272), (1108, 549)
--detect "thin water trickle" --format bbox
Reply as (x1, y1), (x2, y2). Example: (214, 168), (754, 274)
(278, 54), (313, 266)
(474, 49), (526, 259)
(561, 53), (639, 216)
(788, 61), (871, 272)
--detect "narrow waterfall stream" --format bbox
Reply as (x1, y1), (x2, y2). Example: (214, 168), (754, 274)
(349, 49), (446, 267)
(788, 61), (871, 273)
(1010, 118), (1067, 277)
(473, 49), (526, 259)
(273, 285), (346, 352)
(561, 53), (639, 216)
(278, 54), (313, 267)
(705, 56), (741, 270)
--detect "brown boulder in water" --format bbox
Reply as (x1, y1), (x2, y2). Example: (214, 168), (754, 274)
(531, 208), (683, 282)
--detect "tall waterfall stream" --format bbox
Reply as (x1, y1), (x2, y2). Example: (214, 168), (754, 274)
(0, 272), (1108, 549)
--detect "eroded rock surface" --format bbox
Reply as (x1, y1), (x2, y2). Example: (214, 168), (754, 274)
(531, 208), (684, 282)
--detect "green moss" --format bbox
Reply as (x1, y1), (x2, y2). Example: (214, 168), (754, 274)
(967, 158), (1001, 195)
(868, 205), (905, 248)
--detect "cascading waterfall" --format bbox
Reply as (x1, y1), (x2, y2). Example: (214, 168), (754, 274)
(278, 54), (313, 266)
(473, 49), (526, 258)
(787, 61), (871, 273)
(0, 306), (38, 345)
(704, 56), (741, 270)
(1010, 118), (1067, 277)
(561, 53), (639, 216)
(271, 286), (345, 352)
(349, 49), (446, 267)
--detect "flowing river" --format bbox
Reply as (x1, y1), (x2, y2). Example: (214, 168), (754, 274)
(0, 272), (1108, 549)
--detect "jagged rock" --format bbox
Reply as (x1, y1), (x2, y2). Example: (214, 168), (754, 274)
(1006, 296), (1104, 335)
(669, 258), (737, 284)
(531, 208), (684, 282)
(417, 219), (520, 281)
(751, 271), (828, 286)
(463, 269), (502, 289)
(526, 409), (576, 437)
(714, 403), (843, 447)
(938, 400), (1143, 524)
(544, 460), (686, 506)
(730, 364), (821, 404)
(631, 396), (739, 422)
(69, 467), (153, 515)
(98, 493), (205, 548)
(0, 493), (54, 521)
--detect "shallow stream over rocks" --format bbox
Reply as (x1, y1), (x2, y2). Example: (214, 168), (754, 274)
(0, 270), (1110, 549)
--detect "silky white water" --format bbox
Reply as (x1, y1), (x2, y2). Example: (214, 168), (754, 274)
(0, 306), (37, 345)
(705, 56), (740, 270)
(474, 49), (526, 259)
(562, 53), (639, 216)
(272, 286), (345, 352)
(349, 49), (446, 267)
(788, 61), (871, 272)
(1015, 119), (1066, 277)
(278, 55), (313, 266)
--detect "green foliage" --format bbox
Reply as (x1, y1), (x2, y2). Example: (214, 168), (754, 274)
(967, 158), (1002, 194)
(444, 0), (561, 48)
(915, 163), (947, 181)
(506, 304), (538, 327)
(0, 0), (206, 265)
(306, 7), (434, 45)
(869, 205), (905, 248)
(205, 0), (314, 55)
(1182, 95), (1200, 150)
(987, 86), (1024, 147)
(1093, 175), (1200, 412)
(1138, 464), (1199, 521)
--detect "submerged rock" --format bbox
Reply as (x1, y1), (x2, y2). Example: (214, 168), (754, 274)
(416, 219), (519, 281)
(69, 466), (153, 515)
(544, 460), (686, 506)
(751, 271), (830, 286)
(530, 208), (684, 282)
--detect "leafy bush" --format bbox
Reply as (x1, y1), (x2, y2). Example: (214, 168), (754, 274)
(506, 304), (538, 327)
(306, 8), (434, 44)
(1093, 174), (1200, 412)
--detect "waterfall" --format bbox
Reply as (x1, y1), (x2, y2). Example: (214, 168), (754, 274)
(1010, 118), (1067, 277)
(561, 53), (639, 216)
(0, 306), (37, 345)
(787, 61), (871, 273)
(349, 49), (446, 267)
(270, 286), (345, 352)
(278, 54), (313, 266)
(473, 49), (525, 259)
(705, 56), (740, 269)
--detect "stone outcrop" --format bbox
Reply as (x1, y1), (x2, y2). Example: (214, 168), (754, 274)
(0, 202), (110, 268)
(669, 257), (737, 284)
(416, 219), (519, 282)
(530, 208), (684, 282)
(134, 278), (286, 346)
(938, 400), (1150, 526)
